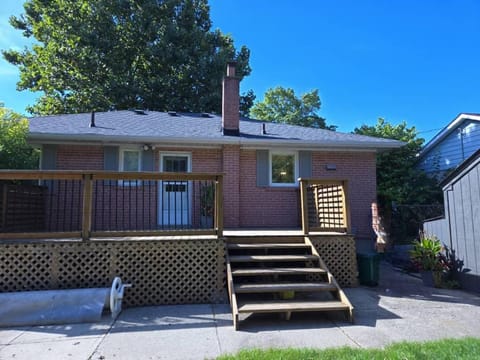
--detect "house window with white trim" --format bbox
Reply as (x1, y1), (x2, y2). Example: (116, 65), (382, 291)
(270, 151), (298, 186)
(120, 149), (141, 185)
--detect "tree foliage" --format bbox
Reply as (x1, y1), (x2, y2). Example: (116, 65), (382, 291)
(3, 0), (252, 115)
(250, 87), (336, 130)
(354, 118), (442, 206)
(0, 106), (39, 169)
(239, 89), (256, 118)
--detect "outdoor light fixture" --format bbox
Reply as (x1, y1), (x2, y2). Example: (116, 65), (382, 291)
(325, 164), (337, 171)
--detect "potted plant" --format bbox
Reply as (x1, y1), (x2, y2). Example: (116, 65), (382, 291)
(438, 245), (471, 288)
(410, 234), (443, 287)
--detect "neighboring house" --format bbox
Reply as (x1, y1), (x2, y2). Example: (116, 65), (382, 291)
(417, 113), (480, 179)
(27, 63), (402, 241)
(424, 149), (480, 293)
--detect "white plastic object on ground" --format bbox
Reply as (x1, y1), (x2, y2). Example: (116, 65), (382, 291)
(110, 277), (132, 319)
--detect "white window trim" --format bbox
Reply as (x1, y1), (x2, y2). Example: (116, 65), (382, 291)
(269, 150), (299, 187)
(119, 147), (142, 186)
(158, 152), (192, 226)
(160, 152), (192, 172)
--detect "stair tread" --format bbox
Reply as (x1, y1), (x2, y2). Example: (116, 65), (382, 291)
(237, 300), (350, 313)
(229, 255), (318, 262)
(227, 243), (310, 249)
(232, 267), (326, 276)
(234, 282), (337, 293)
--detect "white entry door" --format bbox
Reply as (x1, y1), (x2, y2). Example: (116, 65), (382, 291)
(159, 154), (191, 227)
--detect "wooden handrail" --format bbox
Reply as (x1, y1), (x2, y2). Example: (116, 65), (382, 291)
(0, 170), (221, 181)
(81, 174), (93, 241)
(0, 170), (224, 240)
(215, 175), (224, 237)
(299, 179), (310, 235)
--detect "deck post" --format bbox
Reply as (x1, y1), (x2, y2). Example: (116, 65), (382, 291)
(215, 175), (224, 238)
(342, 180), (351, 233)
(1, 184), (7, 230)
(299, 178), (310, 235)
(81, 174), (93, 241)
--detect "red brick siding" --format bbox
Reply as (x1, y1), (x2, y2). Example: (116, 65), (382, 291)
(311, 151), (377, 238)
(57, 145), (103, 170)
(238, 150), (377, 236)
(53, 145), (376, 236)
(221, 145), (240, 227)
(239, 150), (300, 227)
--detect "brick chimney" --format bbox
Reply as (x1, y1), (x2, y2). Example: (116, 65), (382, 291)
(222, 62), (240, 136)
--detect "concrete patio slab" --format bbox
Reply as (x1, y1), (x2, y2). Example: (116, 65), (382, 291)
(0, 262), (479, 360)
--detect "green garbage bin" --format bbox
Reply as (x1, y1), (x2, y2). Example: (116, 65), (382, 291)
(357, 252), (380, 286)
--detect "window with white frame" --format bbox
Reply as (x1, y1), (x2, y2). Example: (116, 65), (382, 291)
(270, 151), (298, 186)
(120, 149), (141, 185)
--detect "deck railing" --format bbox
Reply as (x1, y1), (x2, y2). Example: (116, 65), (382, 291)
(0, 171), (223, 240)
(299, 178), (350, 234)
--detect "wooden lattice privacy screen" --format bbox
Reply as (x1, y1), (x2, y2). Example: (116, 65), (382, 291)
(309, 235), (358, 287)
(0, 238), (226, 306)
(307, 182), (348, 232)
(0, 235), (357, 305)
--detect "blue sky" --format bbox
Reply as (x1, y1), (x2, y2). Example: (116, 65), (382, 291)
(2, 1), (480, 141)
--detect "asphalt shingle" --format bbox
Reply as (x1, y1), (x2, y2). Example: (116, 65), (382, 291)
(28, 110), (403, 149)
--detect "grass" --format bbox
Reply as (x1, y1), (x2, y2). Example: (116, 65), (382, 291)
(216, 337), (480, 360)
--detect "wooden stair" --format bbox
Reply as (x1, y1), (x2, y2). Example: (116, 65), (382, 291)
(225, 235), (354, 330)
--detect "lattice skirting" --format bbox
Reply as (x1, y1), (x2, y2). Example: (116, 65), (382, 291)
(309, 235), (359, 287)
(0, 239), (226, 306)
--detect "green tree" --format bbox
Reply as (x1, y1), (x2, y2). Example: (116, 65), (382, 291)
(250, 87), (336, 130)
(239, 89), (256, 117)
(0, 106), (39, 169)
(3, 0), (251, 115)
(354, 118), (443, 243)
(354, 118), (441, 206)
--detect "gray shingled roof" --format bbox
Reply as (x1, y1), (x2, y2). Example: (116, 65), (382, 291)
(28, 110), (403, 150)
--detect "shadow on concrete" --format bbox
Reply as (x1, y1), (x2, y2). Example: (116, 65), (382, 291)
(3, 263), (479, 337)
(374, 261), (480, 307)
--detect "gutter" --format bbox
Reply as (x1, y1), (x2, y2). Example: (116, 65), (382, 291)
(28, 133), (404, 151)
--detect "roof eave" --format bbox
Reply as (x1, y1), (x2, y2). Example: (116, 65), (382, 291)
(418, 113), (480, 158)
(28, 132), (404, 151)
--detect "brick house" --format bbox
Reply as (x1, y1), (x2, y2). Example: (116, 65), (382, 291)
(27, 63), (402, 241)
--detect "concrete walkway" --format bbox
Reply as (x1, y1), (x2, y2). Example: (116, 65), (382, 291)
(1, 262), (480, 360)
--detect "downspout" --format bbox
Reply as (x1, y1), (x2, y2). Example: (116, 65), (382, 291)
(445, 185), (454, 249)
(459, 127), (465, 160)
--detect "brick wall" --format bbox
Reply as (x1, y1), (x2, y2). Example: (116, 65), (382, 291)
(239, 150), (300, 227)
(236, 150), (376, 236)
(311, 151), (377, 238)
(221, 145), (240, 227)
(57, 145), (103, 170)
(52, 145), (376, 237)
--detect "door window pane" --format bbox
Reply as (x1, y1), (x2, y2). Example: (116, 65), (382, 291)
(163, 156), (187, 172)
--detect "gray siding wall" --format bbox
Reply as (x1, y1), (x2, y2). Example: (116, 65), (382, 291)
(447, 160), (480, 275)
(418, 120), (480, 176)
(432, 157), (480, 276)
(423, 218), (450, 245)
